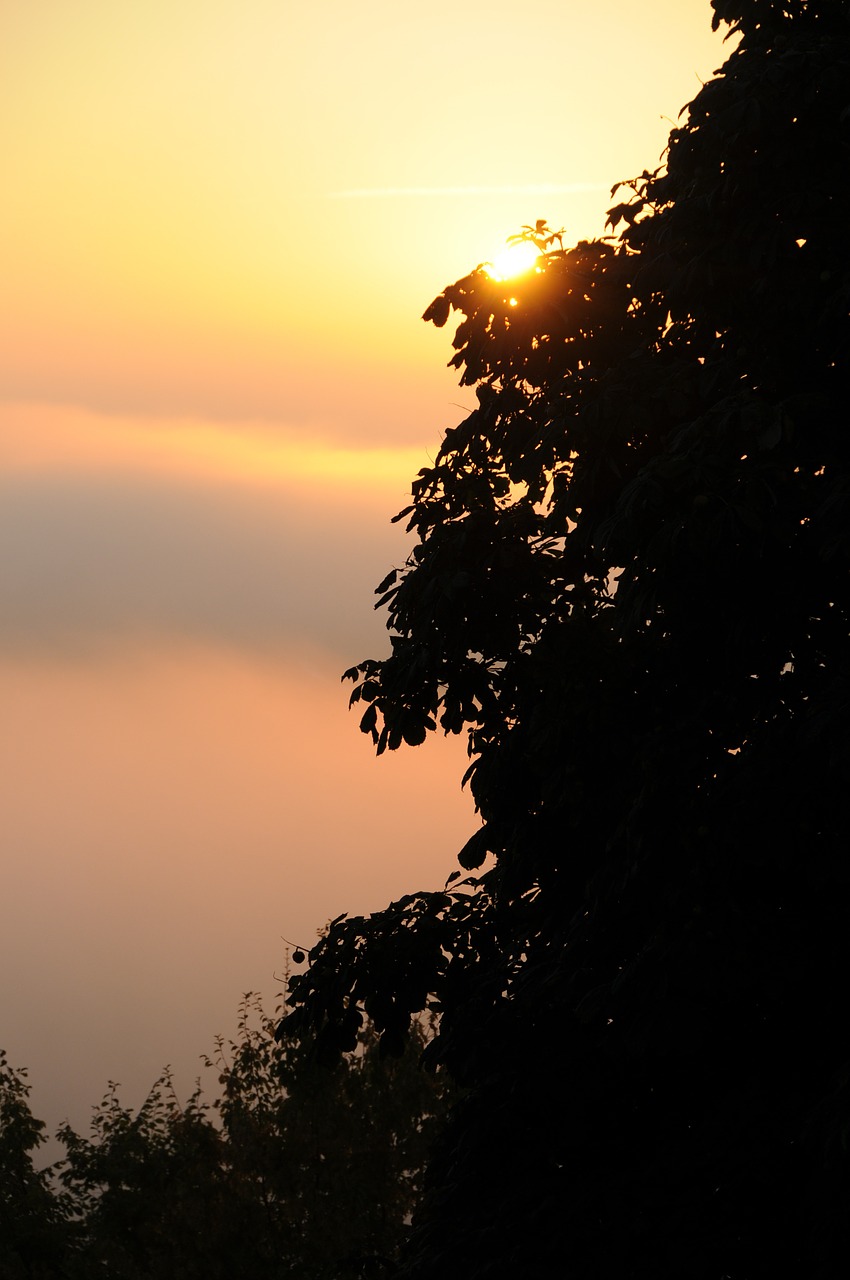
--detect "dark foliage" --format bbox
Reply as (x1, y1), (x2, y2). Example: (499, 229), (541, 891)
(0, 999), (451, 1279)
(0, 1052), (70, 1280)
(283, 2), (850, 1275)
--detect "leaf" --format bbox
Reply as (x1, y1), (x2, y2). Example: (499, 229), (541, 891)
(359, 703), (378, 735)
(422, 293), (452, 327)
(457, 827), (489, 871)
(401, 717), (428, 746)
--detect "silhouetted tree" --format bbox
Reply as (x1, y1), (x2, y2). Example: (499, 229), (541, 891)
(0, 1050), (72, 1279)
(54, 996), (449, 1279)
(0, 993), (451, 1278)
(283, 2), (850, 1275)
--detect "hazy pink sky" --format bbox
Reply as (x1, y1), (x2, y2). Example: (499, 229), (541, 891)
(0, 0), (730, 1144)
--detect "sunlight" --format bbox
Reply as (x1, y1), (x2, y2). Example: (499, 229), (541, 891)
(486, 239), (540, 281)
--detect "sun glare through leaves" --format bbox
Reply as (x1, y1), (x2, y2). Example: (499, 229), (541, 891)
(486, 238), (541, 281)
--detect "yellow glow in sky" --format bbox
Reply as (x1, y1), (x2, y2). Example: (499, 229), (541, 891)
(0, 403), (427, 499)
(1, 0), (729, 435)
(487, 239), (541, 281)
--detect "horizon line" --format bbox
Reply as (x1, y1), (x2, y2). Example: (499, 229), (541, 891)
(329, 182), (607, 199)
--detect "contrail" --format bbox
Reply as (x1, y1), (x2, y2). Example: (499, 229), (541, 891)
(329, 182), (606, 199)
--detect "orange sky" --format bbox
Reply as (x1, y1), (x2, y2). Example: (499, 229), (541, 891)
(0, 1), (731, 1144)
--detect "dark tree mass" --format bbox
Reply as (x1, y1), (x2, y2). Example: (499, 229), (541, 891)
(1, 1001), (450, 1279)
(284, 2), (850, 1275)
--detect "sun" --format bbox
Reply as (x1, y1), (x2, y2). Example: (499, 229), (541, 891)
(486, 239), (540, 281)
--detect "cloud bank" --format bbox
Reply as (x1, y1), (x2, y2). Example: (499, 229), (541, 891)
(0, 404), (419, 663)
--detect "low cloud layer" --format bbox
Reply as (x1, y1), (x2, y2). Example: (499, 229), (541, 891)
(330, 182), (606, 199)
(0, 404), (419, 663)
(0, 401), (471, 1146)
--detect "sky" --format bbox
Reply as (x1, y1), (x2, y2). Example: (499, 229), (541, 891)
(0, 0), (731, 1148)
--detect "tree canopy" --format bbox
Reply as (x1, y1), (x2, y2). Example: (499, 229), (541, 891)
(284, 2), (850, 1275)
(0, 999), (451, 1279)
